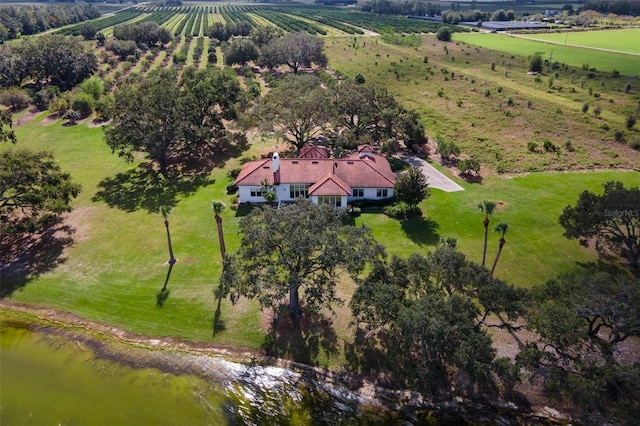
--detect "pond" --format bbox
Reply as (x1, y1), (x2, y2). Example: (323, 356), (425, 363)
(0, 320), (346, 425)
(0, 316), (541, 425)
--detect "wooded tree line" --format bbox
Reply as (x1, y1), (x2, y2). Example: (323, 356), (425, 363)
(361, 0), (441, 17)
(583, 0), (640, 15)
(0, 4), (100, 42)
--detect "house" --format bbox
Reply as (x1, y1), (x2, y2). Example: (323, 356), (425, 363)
(235, 147), (396, 208)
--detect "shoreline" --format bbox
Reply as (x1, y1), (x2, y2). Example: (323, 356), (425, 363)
(0, 299), (573, 424)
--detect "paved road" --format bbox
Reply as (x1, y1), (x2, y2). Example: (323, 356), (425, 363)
(396, 154), (464, 192)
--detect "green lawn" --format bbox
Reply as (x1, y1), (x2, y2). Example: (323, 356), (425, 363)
(454, 32), (640, 76)
(4, 113), (640, 355)
(522, 28), (640, 55)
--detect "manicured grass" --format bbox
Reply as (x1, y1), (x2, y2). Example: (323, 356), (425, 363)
(360, 170), (640, 287)
(454, 32), (640, 76)
(522, 28), (640, 55)
(4, 114), (640, 356)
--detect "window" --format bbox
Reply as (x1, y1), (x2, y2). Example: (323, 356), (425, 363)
(289, 184), (309, 199)
(376, 189), (388, 198)
(317, 196), (342, 207)
(250, 188), (263, 197)
(352, 188), (364, 197)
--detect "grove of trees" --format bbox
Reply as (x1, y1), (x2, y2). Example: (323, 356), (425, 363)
(0, 3), (100, 42)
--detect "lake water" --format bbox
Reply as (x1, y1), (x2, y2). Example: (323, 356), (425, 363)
(0, 318), (532, 425)
(0, 320), (346, 425)
(0, 324), (235, 425)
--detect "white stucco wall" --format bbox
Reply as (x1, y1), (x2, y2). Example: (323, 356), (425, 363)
(239, 185), (393, 205)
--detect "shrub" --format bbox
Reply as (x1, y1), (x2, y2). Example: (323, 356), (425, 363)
(354, 73), (366, 84)
(527, 141), (539, 152)
(79, 76), (104, 101)
(529, 52), (543, 73)
(50, 96), (70, 116)
(601, 123), (610, 131)
(582, 103), (589, 113)
(564, 140), (575, 152)
(228, 168), (242, 179)
(614, 129), (625, 142)
(94, 95), (114, 120)
(543, 139), (558, 153)
(173, 51), (187, 65)
(348, 206), (361, 217)
(0, 88), (30, 110)
(457, 158), (480, 175)
(226, 183), (238, 194)
(63, 110), (81, 123)
(32, 88), (57, 110)
(626, 114), (636, 130)
(436, 27), (452, 42)
(71, 92), (94, 117)
(593, 106), (601, 117)
(624, 82), (632, 93)
(384, 202), (422, 219)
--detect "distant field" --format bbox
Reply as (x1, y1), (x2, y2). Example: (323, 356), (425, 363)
(454, 31), (640, 75)
(522, 28), (640, 55)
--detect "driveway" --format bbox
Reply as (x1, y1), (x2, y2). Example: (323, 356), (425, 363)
(396, 154), (464, 192)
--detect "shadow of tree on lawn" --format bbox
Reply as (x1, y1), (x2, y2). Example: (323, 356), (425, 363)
(156, 262), (174, 308)
(92, 163), (214, 213)
(0, 221), (75, 298)
(400, 217), (440, 246)
(262, 310), (339, 366)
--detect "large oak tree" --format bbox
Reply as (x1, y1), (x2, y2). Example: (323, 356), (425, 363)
(259, 32), (327, 75)
(220, 201), (384, 318)
(0, 148), (81, 233)
(519, 271), (640, 423)
(559, 181), (640, 269)
(105, 66), (242, 176)
(256, 74), (334, 154)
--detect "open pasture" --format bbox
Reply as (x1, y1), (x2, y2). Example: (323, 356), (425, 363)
(522, 28), (640, 55)
(453, 31), (640, 75)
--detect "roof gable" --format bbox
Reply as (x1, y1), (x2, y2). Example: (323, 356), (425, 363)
(308, 173), (351, 196)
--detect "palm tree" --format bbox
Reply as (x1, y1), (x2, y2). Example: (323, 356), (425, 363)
(160, 205), (176, 265)
(212, 200), (227, 259)
(478, 200), (496, 267)
(490, 222), (509, 278)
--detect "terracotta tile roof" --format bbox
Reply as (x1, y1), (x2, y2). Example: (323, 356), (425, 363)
(236, 155), (395, 189)
(308, 173), (351, 196)
(299, 146), (329, 159)
(357, 144), (375, 153)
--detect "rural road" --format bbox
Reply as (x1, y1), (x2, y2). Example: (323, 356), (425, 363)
(396, 154), (464, 192)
